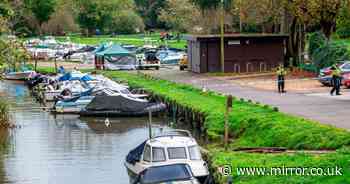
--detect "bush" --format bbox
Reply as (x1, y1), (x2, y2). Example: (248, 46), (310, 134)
(309, 32), (350, 71)
(110, 11), (144, 34)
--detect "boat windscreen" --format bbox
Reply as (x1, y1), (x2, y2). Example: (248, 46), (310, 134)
(126, 141), (146, 164)
(141, 164), (192, 184)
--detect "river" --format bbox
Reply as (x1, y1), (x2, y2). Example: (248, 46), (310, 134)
(0, 81), (172, 184)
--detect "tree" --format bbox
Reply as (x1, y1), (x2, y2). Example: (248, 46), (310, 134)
(24, 0), (57, 34)
(336, 0), (350, 38)
(159, 0), (201, 33)
(75, 0), (143, 36)
(134, 0), (166, 29)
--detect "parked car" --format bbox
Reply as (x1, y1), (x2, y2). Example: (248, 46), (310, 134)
(132, 164), (200, 184)
(136, 49), (160, 70)
(343, 73), (350, 88)
(318, 61), (350, 86)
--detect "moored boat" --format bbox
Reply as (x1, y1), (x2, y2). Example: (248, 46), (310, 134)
(4, 70), (36, 80)
(125, 130), (209, 183)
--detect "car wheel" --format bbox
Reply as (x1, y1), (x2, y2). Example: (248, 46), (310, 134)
(156, 66), (160, 70)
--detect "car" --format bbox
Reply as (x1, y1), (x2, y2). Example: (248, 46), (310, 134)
(133, 164), (200, 184)
(343, 73), (350, 88)
(318, 61), (350, 86)
(136, 49), (160, 70)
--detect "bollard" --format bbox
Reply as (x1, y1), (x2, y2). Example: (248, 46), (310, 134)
(225, 95), (233, 150)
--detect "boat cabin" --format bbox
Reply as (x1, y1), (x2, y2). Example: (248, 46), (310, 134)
(141, 135), (203, 163)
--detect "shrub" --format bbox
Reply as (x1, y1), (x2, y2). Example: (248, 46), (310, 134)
(309, 32), (350, 71)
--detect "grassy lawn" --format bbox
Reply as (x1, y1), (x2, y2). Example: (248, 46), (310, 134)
(55, 33), (187, 49)
(36, 67), (350, 183)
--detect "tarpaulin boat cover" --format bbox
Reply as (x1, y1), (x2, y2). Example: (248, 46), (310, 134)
(85, 95), (151, 112)
(58, 72), (93, 81)
(126, 141), (146, 165)
(141, 164), (192, 183)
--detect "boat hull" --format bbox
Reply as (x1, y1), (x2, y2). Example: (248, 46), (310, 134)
(80, 103), (166, 117)
(4, 71), (36, 80)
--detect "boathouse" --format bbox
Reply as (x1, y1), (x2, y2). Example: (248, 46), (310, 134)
(185, 34), (288, 73)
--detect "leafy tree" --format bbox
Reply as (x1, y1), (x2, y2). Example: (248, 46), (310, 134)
(336, 0), (350, 38)
(134, 0), (166, 29)
(24, 0), (57, 34)
(110, 11), (144, 34)
(159, 0), (201, 33)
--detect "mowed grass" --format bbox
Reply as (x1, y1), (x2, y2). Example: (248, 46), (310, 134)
(210, 148), (350, 184)
(55, 33), (187, 49)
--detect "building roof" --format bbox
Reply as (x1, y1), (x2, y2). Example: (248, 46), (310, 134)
(95, 44), (131, 57)
(185, 33), (289, 41)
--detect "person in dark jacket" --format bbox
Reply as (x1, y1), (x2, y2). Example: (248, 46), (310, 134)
(330, 65), (342, 96)
(276, 64), (287, 93)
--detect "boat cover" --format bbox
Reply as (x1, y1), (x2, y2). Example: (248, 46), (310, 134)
(59, 72), (93, 81)
(126, 141), (146, 165)
(141, 164), (192, 183)
(85, 95), (151, 112)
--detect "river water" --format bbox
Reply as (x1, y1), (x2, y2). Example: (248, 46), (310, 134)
(0, 81), (172, 184)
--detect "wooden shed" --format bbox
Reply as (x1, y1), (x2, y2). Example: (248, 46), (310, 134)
(185, 34), (288, 73)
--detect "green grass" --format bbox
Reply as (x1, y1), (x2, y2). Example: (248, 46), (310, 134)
(71, 69), (350, 151)
(210, 147), (350, 184)
(55, 33), (187, 49)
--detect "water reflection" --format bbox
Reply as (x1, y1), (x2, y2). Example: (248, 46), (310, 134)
(0, 81), (171, 184)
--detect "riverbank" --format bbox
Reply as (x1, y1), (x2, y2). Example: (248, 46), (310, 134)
(35, 67), (350, 183)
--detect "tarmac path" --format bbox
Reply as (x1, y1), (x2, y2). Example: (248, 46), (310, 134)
(145, 68), (350, 130)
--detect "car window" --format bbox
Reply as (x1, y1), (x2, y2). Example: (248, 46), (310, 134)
(152, 147), (166, 162)
(188, 146), (202, 160)
(342, 63), (350, 70)
(143, 145), (151, 162)
(168, 147), (187, 159)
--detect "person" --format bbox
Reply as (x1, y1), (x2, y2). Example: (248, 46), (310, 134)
(276, 64), (287, 93)
(58, 66), (65, 74)
(330, 64), (342, 96)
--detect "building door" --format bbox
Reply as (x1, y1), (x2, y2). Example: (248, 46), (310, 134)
(207, 42), (221, 72)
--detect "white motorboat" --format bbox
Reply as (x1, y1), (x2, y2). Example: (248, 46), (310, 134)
(156, 50), (186, 65)
(125, 130), (209, 183)
(4, 70), (36, 80)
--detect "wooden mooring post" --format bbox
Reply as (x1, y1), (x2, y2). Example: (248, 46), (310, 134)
(225, 95), (233, 150)
(148, 110), (152, 139)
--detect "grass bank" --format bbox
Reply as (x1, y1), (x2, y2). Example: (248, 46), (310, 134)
(36, 67), (350, 183)
(55, 33), (186, 49)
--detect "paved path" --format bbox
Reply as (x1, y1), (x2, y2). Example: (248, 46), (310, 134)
(145, 68), (350, 130)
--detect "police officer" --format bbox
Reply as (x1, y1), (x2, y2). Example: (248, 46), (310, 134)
(330, 64), (342, 96)
(276, 64), (287, 93)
